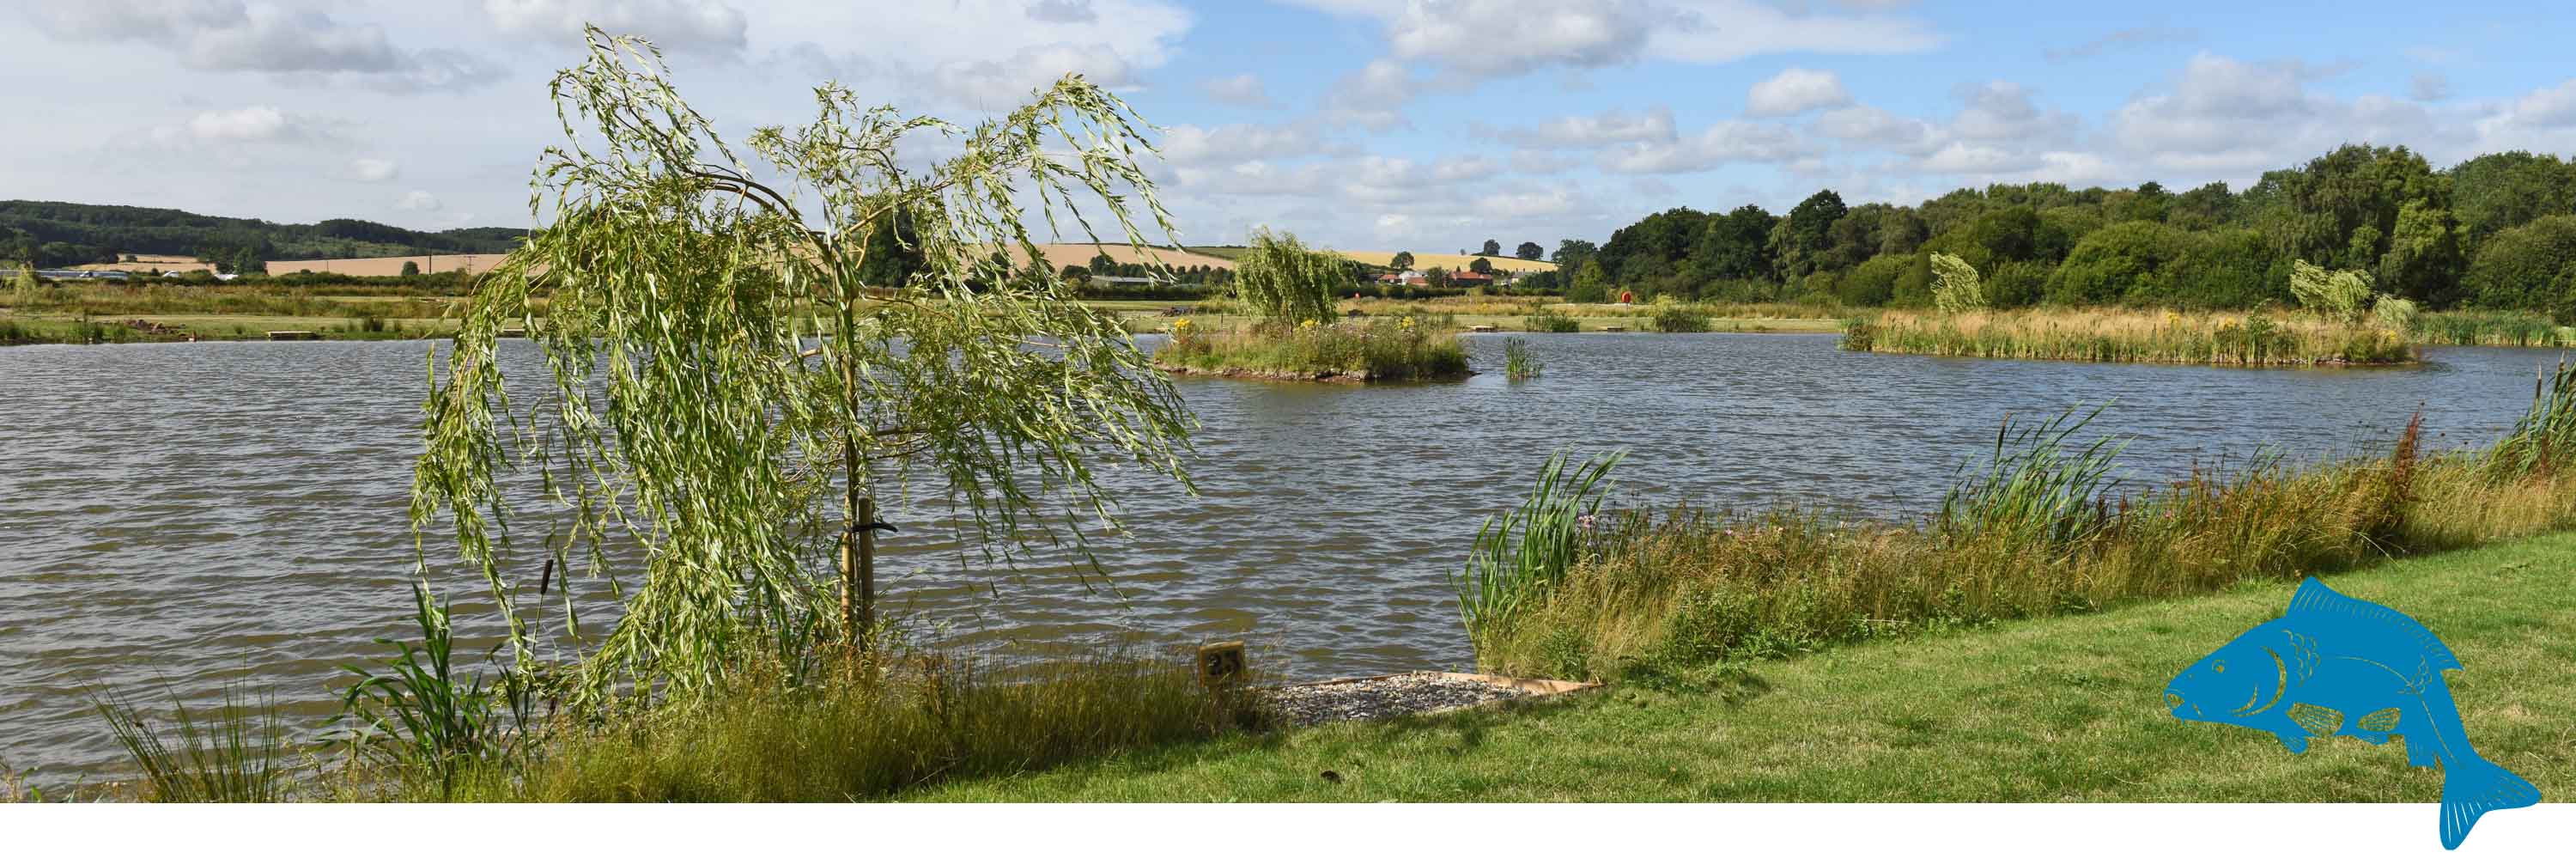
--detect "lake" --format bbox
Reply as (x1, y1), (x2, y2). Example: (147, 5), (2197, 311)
(0, 333), (2559, 777)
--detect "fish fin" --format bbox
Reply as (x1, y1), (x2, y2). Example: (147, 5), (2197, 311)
(2275, 730), (2310, 754)
(2288, 702), (2344, 737)
(2359, 707), (2401, 733)
(2285, 577), (2462, 671)
(2403, 734), (2439, 767)
(2439, 758), (2543, 850)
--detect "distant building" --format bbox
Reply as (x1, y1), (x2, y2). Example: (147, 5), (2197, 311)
(1449, 271), (1494, 286)
(1376, 270), (1429, 286)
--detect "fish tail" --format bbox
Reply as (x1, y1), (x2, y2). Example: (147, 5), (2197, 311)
(2438, 755), (2541, 850)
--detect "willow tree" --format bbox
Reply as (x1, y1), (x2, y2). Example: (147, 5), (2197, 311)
(413, 30), (1196, 705)
(1929, 252), (1986, 314)
(1231, 228), (1343, 326)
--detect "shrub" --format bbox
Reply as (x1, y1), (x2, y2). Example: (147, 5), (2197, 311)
(1525, 305), (1580, 332)
(2289, 259), (2374, 323)
(1503, 337), (1544, 381)
(1232, 228), (1345, 325)
(1929, 252), (1987, 314)
(2465, 215), (2576, 324)
(1649, 299), (1711, 332)
(2372, 295), (2421, 332)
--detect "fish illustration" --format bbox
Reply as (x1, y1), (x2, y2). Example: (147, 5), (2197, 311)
(2164, 576), (2540, 850)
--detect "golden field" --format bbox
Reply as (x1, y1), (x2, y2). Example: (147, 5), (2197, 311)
(268, 253), (510, 277)
(1009, 243), (1238, 271)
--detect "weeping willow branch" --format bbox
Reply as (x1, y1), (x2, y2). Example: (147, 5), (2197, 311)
(411, 27), (1199, 708)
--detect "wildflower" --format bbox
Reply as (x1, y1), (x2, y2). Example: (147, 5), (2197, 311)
(1399, 316), (1417, 331)
(1299, 319), (1318, 331)
(1577, 514), (1596, 532)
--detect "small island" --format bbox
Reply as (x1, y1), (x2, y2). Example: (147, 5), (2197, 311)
(1153, 229), (1471, 382)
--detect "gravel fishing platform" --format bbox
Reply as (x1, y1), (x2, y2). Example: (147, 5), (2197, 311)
(1266, 672), (1597, 727)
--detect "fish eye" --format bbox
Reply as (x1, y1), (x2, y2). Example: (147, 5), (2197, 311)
(2213, 661), (2227, 673)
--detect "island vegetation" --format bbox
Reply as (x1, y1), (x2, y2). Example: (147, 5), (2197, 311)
(1153, 229), (1470, 382)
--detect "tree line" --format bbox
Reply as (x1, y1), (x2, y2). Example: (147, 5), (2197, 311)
(0, 200), (526, 268)
(1541, 145), (2576, 323)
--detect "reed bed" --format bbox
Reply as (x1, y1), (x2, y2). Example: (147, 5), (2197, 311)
(1845, 308), (2417, 366)
(1467, 372), (2576, 682)
(2410, 310), (2576, 348)
(1335, 296), (1845, 320)
(1154, 316), (1471, 381)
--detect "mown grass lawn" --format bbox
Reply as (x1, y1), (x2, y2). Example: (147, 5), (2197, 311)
(914, 533), (2576, 802)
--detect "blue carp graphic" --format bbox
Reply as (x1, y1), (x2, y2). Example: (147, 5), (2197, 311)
(2165, 576), (2541, 850)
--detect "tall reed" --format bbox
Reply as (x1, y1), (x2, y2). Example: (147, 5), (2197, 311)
(95, 685), (290, 802)
(1938, 405), (2128, 545)
(1849, 308), (2417, 366)
(2488, 358), (2576, 480)
(1503, 337), (1544, 381)
(1454, 451), (1622, 646)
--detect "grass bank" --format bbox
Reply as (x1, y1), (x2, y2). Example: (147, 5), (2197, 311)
(911, 532), (2576, 801)
(2410, 309), (2576, 348)
(1153, 317), (1472, 382)
(1465, 364), (2576, 685)
(1844, 308), (2417, 366)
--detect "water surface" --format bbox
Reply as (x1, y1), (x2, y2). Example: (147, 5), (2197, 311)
(0, 334), (2558, 776)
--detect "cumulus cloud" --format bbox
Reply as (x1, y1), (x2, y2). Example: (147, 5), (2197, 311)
(1201, 73), (1273, 107)
(483, 0), (750, 54)
(1948, 82), (2078, 142)
(2044, 26), (2195, 63)
(2410, 72), (2454, 102)
(1599, 119), (1816, 174)
(1321, 58), (1425, 130)
(1814, 104), (1936, 152)
(1746, 68), (1851, 117)
(755, 1), (1192, 109)
(1481, 106), (1676, 149)
(397, 191), (442, 211)
(932, 43), (1139, 107)
(32, 1), (502, 90)
(1025, 0), (1099, 23)
(347, 158), (401, 182)
(1160, 123), (1318, 166)
(1289, 0), (1939, 79)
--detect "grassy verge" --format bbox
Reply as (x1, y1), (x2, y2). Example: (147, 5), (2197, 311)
(1153, 317), (1472, 382)
(1468, 376), (2576, 682)
(1845, 308), (2417, 366)
(910, 532), (2576, 801)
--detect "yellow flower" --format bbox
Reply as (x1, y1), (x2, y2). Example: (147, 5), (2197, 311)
(1299, 319), (1318, 330)
(2162, 310), (2182, 327)
(1399, 316), (1417, 331)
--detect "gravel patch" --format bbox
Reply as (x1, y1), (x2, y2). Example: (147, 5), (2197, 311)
(1264, 673), (1535, 727)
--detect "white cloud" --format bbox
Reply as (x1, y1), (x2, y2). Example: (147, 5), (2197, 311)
(187, 107), (294, 142)
(483, 0), (749, 54)
(33, 1), (502, 91)
(1747, 68), (1851, 117)
(1160, 124), (1317, 166)
(349, 158), (400, 182)
(1600, 119), (1815, 174)
(753, 1), (1192, 109)
(1289, 0), (1939, 79)
(397, 191), (442, 211)
(1201, 73), (1273, 107)
(1949, 82), (2077, 142)
(1484, 106), (1676, 149)
(1814, 105), (1935, 152)
(1025, 0), (1100, 23)
(1321, 58), (1423, 130)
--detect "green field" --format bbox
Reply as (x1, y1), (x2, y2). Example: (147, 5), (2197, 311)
(913, 533), (2576, 802)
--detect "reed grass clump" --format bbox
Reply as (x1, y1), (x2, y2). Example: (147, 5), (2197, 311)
(1846, 308), (2417, 366)
(1649, 301), (1712, 332)
(1525, 305), (1580, 332)
(1502, 337), (1544, 381)
(1156, 316), (1471, 381)
(1467, 387), (2576, 682)
(2487, 358), (2576, 480)
(404, 652), (1264, 802)
(95, 686), (290, 803)
(1454, 452), (1620, 651)
(2409, 310), (2574, 347)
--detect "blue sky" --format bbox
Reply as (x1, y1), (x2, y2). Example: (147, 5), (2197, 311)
(9, 1), (2576, 253)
